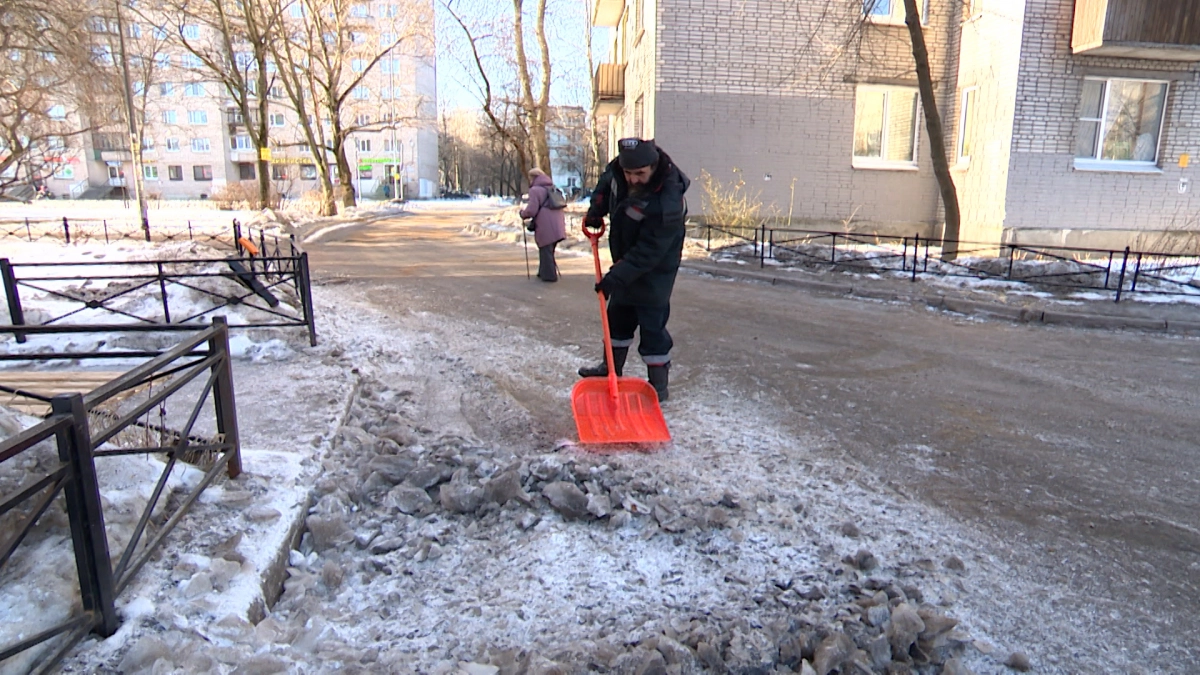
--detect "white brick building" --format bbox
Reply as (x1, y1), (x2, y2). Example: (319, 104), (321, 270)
(592, 0), (1200, 248)
(41, 1), (438, 203)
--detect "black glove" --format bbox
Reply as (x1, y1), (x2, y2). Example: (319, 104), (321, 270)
(583, 216), (604, 232)
(525, 220), (536, 232)
(594, 273), (622, 298)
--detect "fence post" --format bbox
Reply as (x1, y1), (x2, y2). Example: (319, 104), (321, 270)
(208, 317), (242, 478)
(187, 221), (193, 241)
(1006, 245), (1016, 280)
(51, 393), (119, 637)
(103, 220), (110, 245)
(157, 262), (171, 323)
(1129, 252), (1144, 295)
(1115, 246), (1130, 302)
(298, 251), (318, 347)
(831, 233), (838, 263)
(912, 234), (919, 282)
(62, 217), (71, 244)
(1104, 250), (1115, 290)
(24, 217), (31, 242)
(232, 219), (242, 256)
(1, 258), (27, 344)
(902, 236), (909, 272)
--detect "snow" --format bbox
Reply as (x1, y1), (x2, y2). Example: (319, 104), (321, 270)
(0, 217), (1189, 674)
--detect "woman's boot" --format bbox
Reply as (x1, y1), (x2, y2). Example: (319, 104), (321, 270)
(578, 347), (627, 377)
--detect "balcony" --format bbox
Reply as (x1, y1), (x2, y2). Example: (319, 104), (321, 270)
(1072, 0), (1200, 61)
(91, 132), (131, 162)
(593, 63), (626, 116)
(592, 0), (622, 26)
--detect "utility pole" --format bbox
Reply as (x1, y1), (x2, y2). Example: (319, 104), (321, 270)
(113, 0), (150, 241)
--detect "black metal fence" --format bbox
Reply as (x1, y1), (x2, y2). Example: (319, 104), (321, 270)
(0, 320), (241, 674)
(0, 248), (316, 350)
(691, 222), (1200, 303)
(0, 216), (288, 254)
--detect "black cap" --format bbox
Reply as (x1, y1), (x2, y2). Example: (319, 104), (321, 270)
(617, 138), (659, 169)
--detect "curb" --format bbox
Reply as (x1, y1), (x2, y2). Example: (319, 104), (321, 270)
(681, 259), (1200, 335)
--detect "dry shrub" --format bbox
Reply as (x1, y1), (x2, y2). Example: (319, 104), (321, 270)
(211, 181), (281, 211)
(293, 189), (330, 215)
(698, 168), (763, 238)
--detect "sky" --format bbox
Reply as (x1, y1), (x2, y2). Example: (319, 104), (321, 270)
(434, 0), (610, 114)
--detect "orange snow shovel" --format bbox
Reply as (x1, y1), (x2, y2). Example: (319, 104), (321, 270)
(571, 219), (671, 445)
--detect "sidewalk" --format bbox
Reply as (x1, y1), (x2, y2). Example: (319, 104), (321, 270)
(681, 257), (1200, 334)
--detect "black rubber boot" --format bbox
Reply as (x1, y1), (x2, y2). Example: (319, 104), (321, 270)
(647, 363), (670, 402)
(578, 347), (628, 378)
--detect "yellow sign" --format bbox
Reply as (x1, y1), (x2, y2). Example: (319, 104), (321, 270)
(271, 156), (313, 165)
(260, 147), (272, 161)
(1179, 153), (1190, 169)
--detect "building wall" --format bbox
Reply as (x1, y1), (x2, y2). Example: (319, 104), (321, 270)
(951, 0), (1027, 243)
(1003, 0), (1200, 247)
(651, 0), (960, 235)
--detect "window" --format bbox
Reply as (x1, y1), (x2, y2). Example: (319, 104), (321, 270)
(355, 114), (370, 126)
(379, 87), (391, 100)
(133, 81), (145, 95)
(48, 104), (66, 120)
(351, 4), (369, 17)
(300, 164), (317, 179)
(181, 53), (201, 69)
(193, 164), (213, 181)
(182, 24), (200, 39)
(351, 32), (364, 43)
(633, 95), (644, 138)
(1075, 77), (1168, 170)
(153, 26), (168, 40)
(863, 0), (929, 24)
(128, 22), (141, 38)
(967, 0), (983, 18)
(353, 85), (369, 100)
(356, 138), (371, 152)
(48, 136), (65, 149)
(191, 138), (211, 152)
(142, 136), (155, 151)
(269, 112), (285, 127)
(385, 4), (398, 17)
(168, 165), (183, 181)
(143, 165), (159, 180)
(351, 58), (365, 73)
(271, 165), (289, 180)
(359, 165), (372, 179)
(235, 52), (254, 69)
(159, 82), (174, 96)
(379, 32), (394, 46)
(90, 16), (108, 32)
(231, 135), (252, 150)
(238, 163), (255, 180)
(269, 86), (284, 100)
(289, 4), (305, 17)
(184, 83), (204, 97)
(852, 85), (919, 169)
(93, 46), (114, 66)
(188, 110), (208, 124)
(166, 137), (181, 151)
(956, 87), (977, 164)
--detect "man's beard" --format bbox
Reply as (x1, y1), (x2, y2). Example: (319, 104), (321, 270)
(629, 181), (650, 197)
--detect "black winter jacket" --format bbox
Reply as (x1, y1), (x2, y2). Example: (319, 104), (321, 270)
(586, 151), (690, 307)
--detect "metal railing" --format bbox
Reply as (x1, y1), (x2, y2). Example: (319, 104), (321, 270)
(0, 248), (317, 350)
(0, 216), (286, 249)
(691, 222), (1200, 303)
(0, 320), (241, 674)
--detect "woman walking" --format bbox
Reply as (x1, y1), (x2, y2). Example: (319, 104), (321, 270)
(520, 168), (568, 282)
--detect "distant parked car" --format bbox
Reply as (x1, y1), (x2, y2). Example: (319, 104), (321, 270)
(440, 190), (471, 200)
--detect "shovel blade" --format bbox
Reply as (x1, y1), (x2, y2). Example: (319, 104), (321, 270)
(571, 377), (671, 445)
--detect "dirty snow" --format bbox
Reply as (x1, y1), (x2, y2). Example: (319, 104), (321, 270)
(0, 214), (1188, 674)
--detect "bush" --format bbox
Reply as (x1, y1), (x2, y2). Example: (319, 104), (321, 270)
(698, 168), (763, 237)
(210, 181), (281, 210)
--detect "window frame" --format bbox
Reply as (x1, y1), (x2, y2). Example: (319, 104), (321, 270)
(863, 0), (929, 26)
(168, 165), (183, 181)
(1073, 76), (1169, 173)
(192, 164), (213, 181)
(190, 137), (211, 152)
(851, 84), (921, 171)
(143, 165), (159, 180)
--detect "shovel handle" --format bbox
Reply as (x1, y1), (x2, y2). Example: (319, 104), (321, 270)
(583, 217), (606, 242)
(587, 222), (620, 401)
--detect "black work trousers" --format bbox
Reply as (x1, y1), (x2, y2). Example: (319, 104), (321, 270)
(606, 301), (672, 365)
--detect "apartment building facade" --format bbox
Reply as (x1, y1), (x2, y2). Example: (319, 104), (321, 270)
(592, 0), (1200, 248)
(40, 1), (438, 203)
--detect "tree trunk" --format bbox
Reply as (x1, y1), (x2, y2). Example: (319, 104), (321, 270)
(584, 0), (602, 187)
(902, 0), (960, 260)
(255, 46), (271, 209)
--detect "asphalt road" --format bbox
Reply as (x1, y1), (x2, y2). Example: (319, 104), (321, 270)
(306, 206), (1200, 667)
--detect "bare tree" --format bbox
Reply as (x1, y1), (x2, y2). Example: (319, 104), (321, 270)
(0, 0), (108, 196)
(148, 0), (284, 209)
(442, 0), (555, 187)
